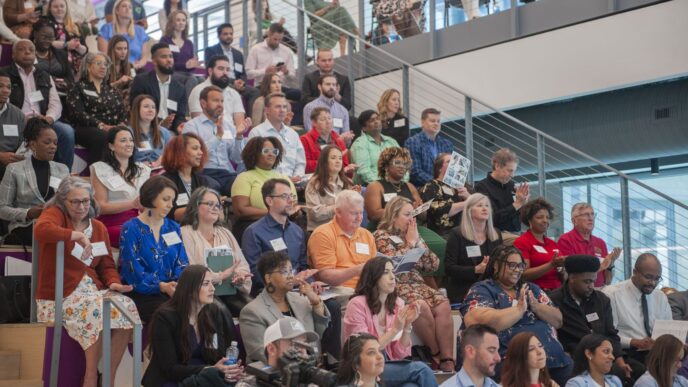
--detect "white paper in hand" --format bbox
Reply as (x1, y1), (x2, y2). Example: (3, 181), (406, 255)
(442, 152), (471, 189)
(411, 200), (433, 217)
(91, 241), (108, 257)
(71, 243), (93, 266)
(651, 320), (688, 342)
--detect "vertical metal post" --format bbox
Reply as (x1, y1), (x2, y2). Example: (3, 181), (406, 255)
(402, 65), (410, 124)
(192, 13), (199, 56)
(203, 14), (209, 52)
(586, 181), (592, 204)
(358, 0), (365, 40)
(256, 0), (263, 43)
(536, 134), (545, 199)
(510, 0), (518, 38)
(102, 300), (112, 387)
(429, 0), (437, 58)
(133, 322), (142, 386)
(297, 0), (306, 81)
(620, 177), (632, 278)
(49, 242), (65, 387)
(242, 0), (249, 57)
(608, 0), (618, 12)
(30, 231), (38, 322)
(347, 38), (355, 116)
(465, 97), (474, 184)
(225, 0), (230, 24)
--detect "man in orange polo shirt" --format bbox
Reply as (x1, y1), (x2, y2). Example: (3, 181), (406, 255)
(308, 189), (377, 293)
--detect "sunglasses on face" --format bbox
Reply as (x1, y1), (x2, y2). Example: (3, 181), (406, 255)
(262, 148), (280, 156)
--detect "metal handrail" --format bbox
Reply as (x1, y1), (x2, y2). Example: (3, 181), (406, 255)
(103, 297), (143, 387)
(278, 0), (688, 212)
(49, 241), (64, 387)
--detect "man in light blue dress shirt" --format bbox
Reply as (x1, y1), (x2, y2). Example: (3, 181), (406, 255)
(248, 92), (306, 184)
(440, 324), (501, 387)
(182, 85), (246, 195)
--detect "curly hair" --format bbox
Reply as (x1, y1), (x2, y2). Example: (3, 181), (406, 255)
(377, 147), (412, 180)
(161, 133), (208, 172)
(519, 197), (555, 227)
(483, 245), (524, 282)
(354, 256), (397, 315)
(241, 136), (283, 170)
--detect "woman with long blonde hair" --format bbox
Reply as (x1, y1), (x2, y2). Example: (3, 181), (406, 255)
(377, 88), (409, 146)
(160, 9), (201, 73)
(97, 0), (149, 69)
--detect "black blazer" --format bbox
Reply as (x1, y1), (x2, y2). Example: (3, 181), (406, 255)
(4, 64), (52, 115)
(203, 44), (247, 82)
(161, 170), (209, 220)
(300, 70), (352, 110)
(142, 302), (237, 387)
(129, 71), (187, 133)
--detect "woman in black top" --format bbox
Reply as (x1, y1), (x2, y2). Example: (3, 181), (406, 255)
(143, 265), (245, 387)
(364, 147), (421, 230)
(444, 193), (503, 303)
(32, 20), (72, 93)
(377, 88), (409, 147)
(160, 133), (209, 222)
(420, 153), (471, 238)
(67, 51), (127, 163)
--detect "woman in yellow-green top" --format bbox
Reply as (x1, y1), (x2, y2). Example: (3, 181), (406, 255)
(230, 136), (296, 242)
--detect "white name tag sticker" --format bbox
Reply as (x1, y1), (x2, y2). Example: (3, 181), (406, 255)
(49, 176), (62, 190)
(389, 235), (404, 244)
(83, 89), (98, 97)
(221, 131), (234, 140)
(167, 100), (178, 111)
(394, 118), (405, 128)
(169, 44), (181, 53)
(586, 312), (599, 322)
(107, 175), (125, 189)
(176, 193), (189, 206)
(234, 63), (243, 72)
(466, 245), (482, 258)
(270, 238), (287, 252)
(23, 1), (33, 9)
(71, 243), (93, 266)
(138, 141), (152, 151)
(28, 90), (44, 103)
(355, 242), (370, 255)
(2, 124), (18, 137)
(162, 231), (182, 246)
(332, 118), (344, 128)
(383, 193), (397, 202)
(441, 186), (454, 196)
(91, 241), (108, 257)
(533, 245), (548, 254)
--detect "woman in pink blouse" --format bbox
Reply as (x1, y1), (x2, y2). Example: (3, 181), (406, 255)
(342, 256), (438, 386)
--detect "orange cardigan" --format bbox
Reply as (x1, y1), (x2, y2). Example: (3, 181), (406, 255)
(35, 206), (122, 300)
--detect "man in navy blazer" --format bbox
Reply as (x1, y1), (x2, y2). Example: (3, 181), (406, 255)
(130, 42), (188, 133)
(204, 23), (260, 110)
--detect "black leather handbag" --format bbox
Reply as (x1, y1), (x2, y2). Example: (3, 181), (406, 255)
(0, 275), (31, 323)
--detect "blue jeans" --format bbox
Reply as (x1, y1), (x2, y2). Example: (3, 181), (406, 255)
(52, 120), (75, 170)
(382, 360), (438, 387)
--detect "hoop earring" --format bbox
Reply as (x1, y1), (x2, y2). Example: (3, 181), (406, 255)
(266, 282), (275, 293)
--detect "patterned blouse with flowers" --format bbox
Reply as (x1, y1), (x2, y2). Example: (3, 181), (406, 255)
(459, 279), (572, 369)
(374, 229), (447, 308)
(419, 179), (470, 237)
(66, 78), (127, 128)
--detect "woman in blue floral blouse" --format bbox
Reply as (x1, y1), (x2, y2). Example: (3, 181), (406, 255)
(118, 175), (188, 322)
(460, 245), (573, 386)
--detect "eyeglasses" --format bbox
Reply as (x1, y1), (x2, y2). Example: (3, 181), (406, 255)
(638, 273), (662, 283)
(575, 212), (596, 219)
(67, 199), (91, 207)
(200, 201), (222, 210)
(270, 193), (294, 201)
(391, 160), (411, 168)
(272, 268), (296, 278)
(505, 261), (526, 271)
(262, 148), (280, 156)
(92, 60), (108, 67)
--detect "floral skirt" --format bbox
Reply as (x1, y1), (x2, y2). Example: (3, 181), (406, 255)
(37, 275), (140, 350)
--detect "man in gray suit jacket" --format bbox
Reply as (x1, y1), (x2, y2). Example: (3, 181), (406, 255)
(668, 290), (688, 320)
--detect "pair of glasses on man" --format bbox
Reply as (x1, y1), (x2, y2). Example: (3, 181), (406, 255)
(262, 148), (280, 156)
(270, 193), (295, 201)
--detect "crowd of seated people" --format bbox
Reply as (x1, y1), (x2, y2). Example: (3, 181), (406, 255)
(0, 3), (673, 386)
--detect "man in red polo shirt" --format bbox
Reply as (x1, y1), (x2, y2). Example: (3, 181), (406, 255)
(300, 106), (357, 174)
(558, 203), (621, 287)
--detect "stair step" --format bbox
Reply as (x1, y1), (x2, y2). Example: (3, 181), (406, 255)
(0, 350), (21, 380)
(0, 379), (43, 387)
(0, 324), (48, 381)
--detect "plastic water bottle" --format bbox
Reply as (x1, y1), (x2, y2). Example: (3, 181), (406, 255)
(224, 341), (239, 365)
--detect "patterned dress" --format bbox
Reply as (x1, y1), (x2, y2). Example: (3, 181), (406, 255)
(460, 279), (572, 369)
(374, 229), (447, 308)
(419, 179), (468, 238)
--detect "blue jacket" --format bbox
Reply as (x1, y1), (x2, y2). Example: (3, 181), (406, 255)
(203, 44), (247, 82)
(565, 371), (623, 387)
